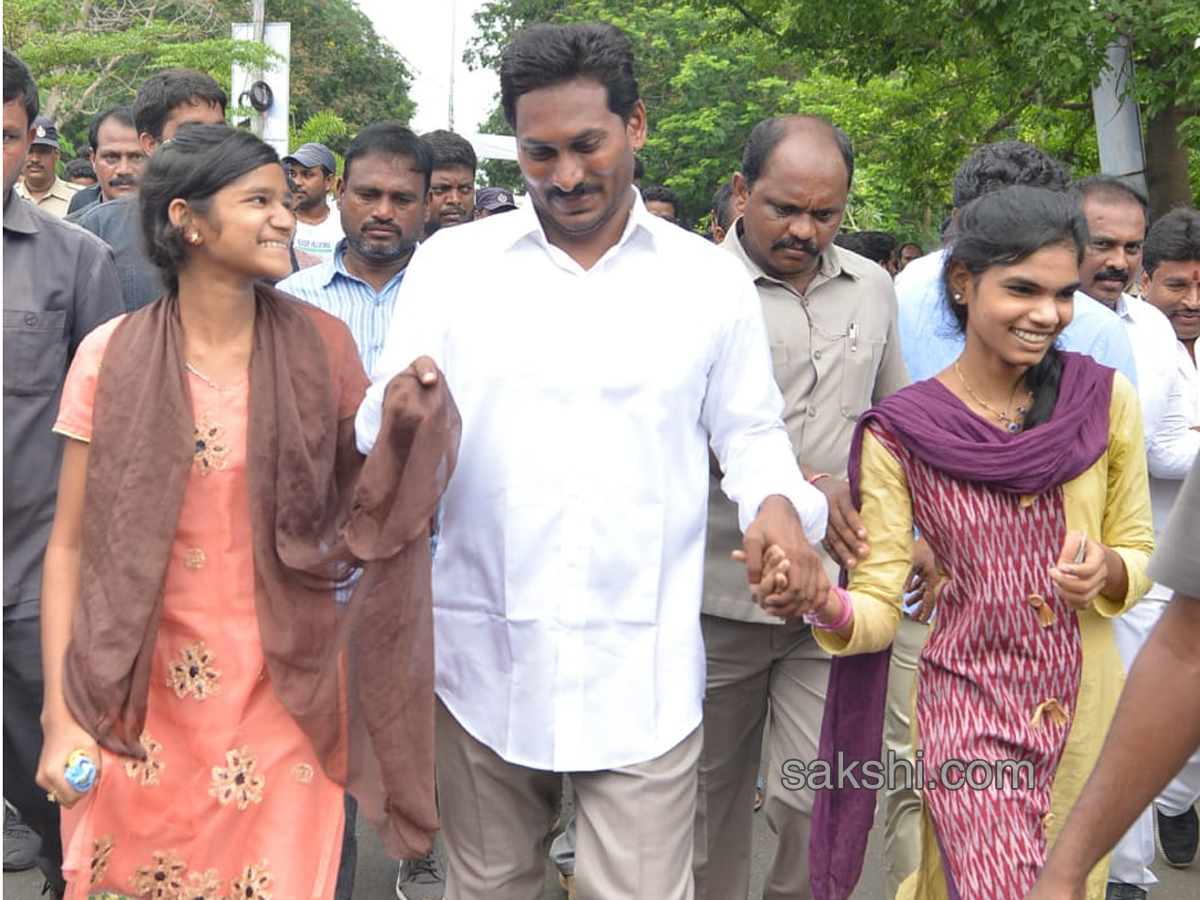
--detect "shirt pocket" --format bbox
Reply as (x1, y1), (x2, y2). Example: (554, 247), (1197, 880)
(838, 335), (884, 420)
(4, 309), (67, 396)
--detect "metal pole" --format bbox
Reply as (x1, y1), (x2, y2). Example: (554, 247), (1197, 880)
(1091, 35), (1148, 197)
(448, 0), (457, 131)
(251, 0), (266, 136)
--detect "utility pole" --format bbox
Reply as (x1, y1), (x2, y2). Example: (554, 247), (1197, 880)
(251, 0), (266, 136)
(447, 0), (457, 131)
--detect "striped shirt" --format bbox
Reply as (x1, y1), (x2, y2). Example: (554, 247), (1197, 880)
(276, 240), (411, 376)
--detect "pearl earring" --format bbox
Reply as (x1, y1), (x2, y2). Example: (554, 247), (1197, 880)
(953, 292), (963, 301)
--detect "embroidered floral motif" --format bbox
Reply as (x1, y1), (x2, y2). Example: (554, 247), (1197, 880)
(180, 868), (224, 900)
(167, 641), (221, 701)
(193, 413), (231, 476)
(229, 860), (273, 900)
(209, 746), (265, 810)
(123, 732), (164, 786)
(127, 848), (187, 899)
(184, 547), (207, 569)
(291, 763), (314, 785)
(91, 834), (115, 886)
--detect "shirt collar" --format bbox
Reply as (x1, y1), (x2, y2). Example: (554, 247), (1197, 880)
(726, 218), (858, 294)
(329, 238), (416, 293)
(496, 186), (658, 262)
(3, 192), (39, 235)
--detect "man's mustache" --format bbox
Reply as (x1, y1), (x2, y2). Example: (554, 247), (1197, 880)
(772, 235), (819, 255)
(106, 175), (137, 189)
(548, 183), (600, 201)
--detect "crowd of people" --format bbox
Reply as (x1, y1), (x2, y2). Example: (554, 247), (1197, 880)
(4, 17), (1199, 900)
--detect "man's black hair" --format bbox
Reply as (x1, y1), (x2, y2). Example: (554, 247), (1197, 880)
(343, 124), (434, 192)
(1076, 173), (1150, 226)
(950, 141), (1070, 209)
(641, 185), (679, 218)
(1143, 207), (1200, 276)
(422, 130), (477, 174)
(500, 22), (639, 129)
(741, 115), (854, 192)
(87, 105), (136, 152)
(711, 181), (735, 231)
(3, 48), (39, 125)
(134, 69), (227, 142)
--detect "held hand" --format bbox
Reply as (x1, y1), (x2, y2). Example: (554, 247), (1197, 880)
(407, 355), (439, 387)
(904, 536), (940, 623)
(1049, 531), (1108, 610)
(37, 709), (100, 809)
(740, 496), (831, 619)
(733, 544), (789, 605)
(814, 478), (869, 569)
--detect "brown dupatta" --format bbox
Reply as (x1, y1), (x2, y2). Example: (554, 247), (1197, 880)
(63, 283), (460, 858)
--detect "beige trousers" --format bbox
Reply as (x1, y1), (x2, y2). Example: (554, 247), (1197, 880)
(436, 699), (701, 900)
(693, 615), (830, 900)
(881, 616), (929, 898)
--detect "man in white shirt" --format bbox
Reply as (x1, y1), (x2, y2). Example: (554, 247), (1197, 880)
(283, 142), (344, 266)
(356, 21), (829, 900)
(1082, 184), (1200, 900)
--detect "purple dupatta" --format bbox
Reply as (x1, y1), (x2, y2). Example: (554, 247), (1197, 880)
(808, 351), (1114, 900)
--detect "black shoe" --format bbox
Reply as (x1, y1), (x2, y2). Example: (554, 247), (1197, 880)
(3, 802), (40, 872)
(1105, 883), (1147, 900)
(1156, 804), (1199, 868)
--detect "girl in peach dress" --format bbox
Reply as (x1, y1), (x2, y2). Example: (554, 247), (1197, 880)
(35, 125), (426, 900)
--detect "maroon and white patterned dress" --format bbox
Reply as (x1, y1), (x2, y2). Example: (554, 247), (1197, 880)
(872, 421), (1081, 899)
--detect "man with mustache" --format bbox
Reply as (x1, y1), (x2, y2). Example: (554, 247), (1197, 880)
(283, 141), (343, 268)
(421, 129), (476, 236)
(695, 115), (909, 900)
(277, 122), (432, 900)
(358, 24), (830, 900)
(66, 106), (145, 216)
(14, 116), (79, 218)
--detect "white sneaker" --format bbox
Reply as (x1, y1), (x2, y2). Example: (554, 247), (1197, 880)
(395, 851), (445, 900)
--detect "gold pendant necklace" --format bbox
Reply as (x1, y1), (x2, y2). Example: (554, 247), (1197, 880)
(954, 360), (1033, 433)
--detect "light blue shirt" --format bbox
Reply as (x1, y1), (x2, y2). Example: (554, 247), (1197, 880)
(276, 239), (410, 376)
(895, 248), (1139, 387)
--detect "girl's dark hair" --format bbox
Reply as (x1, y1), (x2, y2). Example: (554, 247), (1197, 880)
(140, 124), (281, 293)
(941, 185), (1088, 429)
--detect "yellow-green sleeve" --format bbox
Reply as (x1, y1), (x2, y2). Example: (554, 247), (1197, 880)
(814, 428), (912, 655)
(1093, 371), (1154, 615)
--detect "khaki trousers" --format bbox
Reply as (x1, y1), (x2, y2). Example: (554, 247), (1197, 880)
(881, 616), (929, 898)
(694, 615), (829, 900)
(436, 699), (701, 900)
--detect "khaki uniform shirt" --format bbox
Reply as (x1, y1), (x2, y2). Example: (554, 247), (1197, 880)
(703, 221), (910, 624)
(15, 176), (81, 219)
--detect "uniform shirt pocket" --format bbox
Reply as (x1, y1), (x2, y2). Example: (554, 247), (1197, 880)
(4, 309), (67, 396)
(838, 335), (884, 420)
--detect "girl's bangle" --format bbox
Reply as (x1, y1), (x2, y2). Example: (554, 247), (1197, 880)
(811, 586), (853, 631)
(807, 472), (832, 486)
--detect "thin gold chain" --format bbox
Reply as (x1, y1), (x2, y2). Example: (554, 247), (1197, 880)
(954, 360), (1033, 433)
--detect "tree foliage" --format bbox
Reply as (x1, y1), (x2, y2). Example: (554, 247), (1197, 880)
(6, 0), (415, 157)
(469, 0), (1197, 237)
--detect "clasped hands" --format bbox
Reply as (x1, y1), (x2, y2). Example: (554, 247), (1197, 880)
(735, 494), (836, 620)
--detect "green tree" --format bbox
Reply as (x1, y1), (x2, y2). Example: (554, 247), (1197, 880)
(468, 0), (1096, 239)
(700, 0), (1199, 214)
(7, 1), (416, 156)
(4, 0), (272, 153)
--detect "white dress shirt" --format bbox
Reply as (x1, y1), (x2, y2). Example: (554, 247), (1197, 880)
(1147, 340), (1200, 601)
(357, 194), (827, 771)
(1112, 291), (1181, 442)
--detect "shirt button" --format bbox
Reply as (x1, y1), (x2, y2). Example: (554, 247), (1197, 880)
(813, 350), (823, 360)
(24, 313), (37, 326)
(184, 547), (207, 569)
(808, 406), (818, 418)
